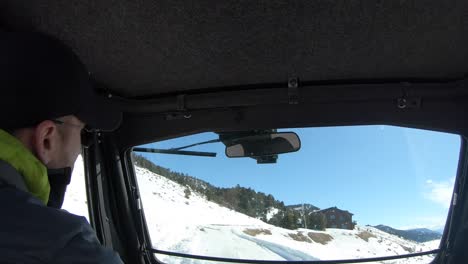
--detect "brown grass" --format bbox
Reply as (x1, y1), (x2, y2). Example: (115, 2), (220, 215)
(357, 231), (377, 242)
(307, 232), (333, 245)
(288, 232), (312, 243)
(243, 228), (272, 236)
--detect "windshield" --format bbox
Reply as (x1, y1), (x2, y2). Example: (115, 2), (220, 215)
(132, 125), (460, 263)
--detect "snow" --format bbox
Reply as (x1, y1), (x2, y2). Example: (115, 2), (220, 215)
(266, 207), (279, 221)
(62, 155), (89, 221)
(63, 157), (440, 263)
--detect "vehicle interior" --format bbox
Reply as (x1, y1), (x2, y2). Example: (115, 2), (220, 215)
(2, 1), (468, 263)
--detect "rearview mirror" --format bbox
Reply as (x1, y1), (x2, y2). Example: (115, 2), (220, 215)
(225, 132), (301, 158)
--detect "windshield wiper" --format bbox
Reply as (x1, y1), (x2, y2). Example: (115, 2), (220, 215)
(133, 138), (221, 157)
(149, 248), (439, 264)
(170, 138), (221, 150)
(133, 147), (216, 157)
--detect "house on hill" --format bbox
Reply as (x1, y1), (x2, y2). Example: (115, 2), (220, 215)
(311, 206), (355, 230)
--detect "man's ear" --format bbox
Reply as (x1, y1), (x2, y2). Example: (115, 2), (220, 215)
(32, 120), (60, 166)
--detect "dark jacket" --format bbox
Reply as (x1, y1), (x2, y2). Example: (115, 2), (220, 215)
(0, 160), (123, 264)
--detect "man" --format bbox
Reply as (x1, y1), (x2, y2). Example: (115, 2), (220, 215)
(0, 32), (123, 263)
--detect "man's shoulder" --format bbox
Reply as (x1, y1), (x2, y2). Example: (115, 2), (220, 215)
(0, 185), (90, 241)
(1, 183), (86, 222)
(0, 185), (123, 263)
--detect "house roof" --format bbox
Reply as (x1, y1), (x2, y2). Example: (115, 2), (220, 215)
(311, 206), (354, 216)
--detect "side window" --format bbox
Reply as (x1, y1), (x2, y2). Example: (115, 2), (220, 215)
(61, 155), (90, 221)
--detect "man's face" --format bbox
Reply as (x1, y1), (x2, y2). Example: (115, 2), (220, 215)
(33, 115), (85, 170)
(52, 115), (85, 170)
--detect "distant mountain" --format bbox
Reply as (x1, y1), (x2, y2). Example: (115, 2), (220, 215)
(287, 203), (320, 212)
(374, 225), (442, 243)
(432, 227), (445, 234)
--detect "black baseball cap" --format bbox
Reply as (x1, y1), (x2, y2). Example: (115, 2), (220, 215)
(0, 32), (122, 131)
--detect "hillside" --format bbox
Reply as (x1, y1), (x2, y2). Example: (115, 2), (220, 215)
(133, 154), (314, 230)
(134, 165), (439, 263)
(374, 225), (442, 243)
(63, 156), (441, 263)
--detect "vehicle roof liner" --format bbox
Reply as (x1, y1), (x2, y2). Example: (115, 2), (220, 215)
(2, 1), (468, 98)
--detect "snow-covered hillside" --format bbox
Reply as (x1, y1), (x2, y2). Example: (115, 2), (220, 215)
(62, 155), (89, 221)
(63, 156), (440, 263)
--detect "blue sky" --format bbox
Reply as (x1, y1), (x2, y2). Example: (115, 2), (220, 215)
(138, 125), (461, 230)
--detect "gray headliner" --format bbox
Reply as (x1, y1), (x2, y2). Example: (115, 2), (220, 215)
(2, 1), (468, 149)
(2, 1), (468, 98)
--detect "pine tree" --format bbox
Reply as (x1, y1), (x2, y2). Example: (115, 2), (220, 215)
(308, 213), (327, 231)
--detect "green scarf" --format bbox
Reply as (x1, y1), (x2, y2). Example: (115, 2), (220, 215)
(0, 129), (50, 204)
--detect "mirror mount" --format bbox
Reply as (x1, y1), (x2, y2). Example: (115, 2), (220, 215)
(255, 155), (278, 164)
